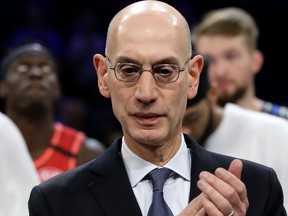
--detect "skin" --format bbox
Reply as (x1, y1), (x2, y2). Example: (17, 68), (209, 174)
(180, 159), (247, 216)
(94, 1), (248, 215)
(196, 35), (264, 111)
(0, 50), (103, 166)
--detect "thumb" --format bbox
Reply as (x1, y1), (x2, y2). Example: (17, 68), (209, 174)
(228, 159), (243, 179)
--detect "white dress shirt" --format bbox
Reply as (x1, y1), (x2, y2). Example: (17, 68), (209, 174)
(121, 134), (191, 215)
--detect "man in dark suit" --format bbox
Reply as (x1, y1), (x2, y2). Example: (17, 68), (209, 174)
(28, 1), (286, 215)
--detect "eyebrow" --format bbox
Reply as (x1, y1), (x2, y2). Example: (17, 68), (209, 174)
(114, 56), (180, 66)
(114, 56), (138, 64)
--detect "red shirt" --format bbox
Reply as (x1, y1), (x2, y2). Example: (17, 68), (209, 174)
(34, 122), (84, 182)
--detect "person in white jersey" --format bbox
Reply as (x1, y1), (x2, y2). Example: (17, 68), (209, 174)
(0, 111), (40, 216)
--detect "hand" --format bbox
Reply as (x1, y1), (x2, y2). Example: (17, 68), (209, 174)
(178, 159), (249, 216)
(177, 193), (206, 216)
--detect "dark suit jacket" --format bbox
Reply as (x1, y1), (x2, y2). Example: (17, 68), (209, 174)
(28, 135), (287, 216)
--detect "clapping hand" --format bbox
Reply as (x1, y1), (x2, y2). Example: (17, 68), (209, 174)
(179, 159), (249, 216)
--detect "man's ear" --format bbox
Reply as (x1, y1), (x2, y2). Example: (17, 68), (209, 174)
(93, 54), (111, 98)
(252, 50), (264, 75)
(188, 54), (204, 100)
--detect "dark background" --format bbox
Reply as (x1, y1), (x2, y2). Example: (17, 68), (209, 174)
(1, 0), (287, 146)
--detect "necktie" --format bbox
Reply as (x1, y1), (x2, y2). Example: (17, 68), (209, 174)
(147, 168), (173, 216)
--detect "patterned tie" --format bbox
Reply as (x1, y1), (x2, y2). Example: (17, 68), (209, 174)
(147, 168), (173, 216)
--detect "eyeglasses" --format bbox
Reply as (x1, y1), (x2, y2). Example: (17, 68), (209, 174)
(106, 57), (189, 83)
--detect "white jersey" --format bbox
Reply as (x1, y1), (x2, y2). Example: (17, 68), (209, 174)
(205, 103), (288, 209)
(0, 112), (40, 216)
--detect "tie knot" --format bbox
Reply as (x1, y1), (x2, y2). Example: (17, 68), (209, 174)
(147, 168), (172, 191)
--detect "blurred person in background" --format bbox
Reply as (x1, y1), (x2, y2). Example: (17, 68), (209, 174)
(183, 59), (288, 209)
(192, 7), (288, 119)
(0, 111), (39, 216)
(0, 42), (105, 182)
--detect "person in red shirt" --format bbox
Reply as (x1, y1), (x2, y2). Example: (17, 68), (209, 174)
(0, 42), (105, 182)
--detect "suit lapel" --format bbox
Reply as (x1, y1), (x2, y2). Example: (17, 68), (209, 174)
(88, 139), (143, 216)
(184, 135), (221, 201)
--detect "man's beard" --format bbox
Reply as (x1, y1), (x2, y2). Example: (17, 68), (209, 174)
(217, 86), (247, 107)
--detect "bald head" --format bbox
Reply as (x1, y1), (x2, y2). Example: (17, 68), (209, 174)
(93, 1), (203, 146)
(105, 0), (192, 59)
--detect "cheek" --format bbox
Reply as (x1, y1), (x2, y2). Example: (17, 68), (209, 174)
(174, 86), (189, 118)
(201, 63), (216, 84)
(233, 63), (251, 83)
(6, 79), (23, 91)
(49, 75), (58, 82)
(110, 86), (130, 111)
(207, 67), (214, 81)
(6, 74), (21, 83)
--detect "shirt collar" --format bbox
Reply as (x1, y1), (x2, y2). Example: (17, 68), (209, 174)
(121, 134), (191, 188)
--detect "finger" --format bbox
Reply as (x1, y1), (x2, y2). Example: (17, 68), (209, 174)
(215, 161), (248, 208)
(197, 175), (233, 216)
(178, 193), (204, 216)
(201, 196), (223, 216)
(228, 159), (243, 179)
(196, 206), (207, 216)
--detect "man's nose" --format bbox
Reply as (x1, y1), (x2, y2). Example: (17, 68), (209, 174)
(134, 71), (157, 104)
(28, 65), (44, 77)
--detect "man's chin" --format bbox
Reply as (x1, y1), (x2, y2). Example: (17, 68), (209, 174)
(131, 129), (165, 144)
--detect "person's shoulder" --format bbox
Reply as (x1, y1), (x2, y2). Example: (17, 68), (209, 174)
(0, 111), (27, 144)
(36, 158), (96, 190)
(55, 122), (84, 135)
(78, 136), (105, 164)
(203, 141), (279, 177)
(34, 139), (120, 190)
(186, 133), (279, 173)
(0, 111), (15, 128)
(54, 122), (105, 162)
(262, 101), (288, 119)
(225, 103), (288, 125)
(83, 136), (106, 153)
(54, 122), (105, 149)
